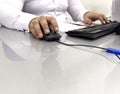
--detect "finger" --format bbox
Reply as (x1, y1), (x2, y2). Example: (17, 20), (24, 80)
(102, 15), (109, 23)
(29, 22), (39, 39)
(97, 14), (108, 24)
(39, 16), (50, 34)
(33, 21), (43, 38)
(47, 17), (59, 32)
(31, 28), (39, 39)
(30, 18), (43, 38)
(99, 16), (105, 24)
(98, 15), (108, 24)
(84, 17), (92, 25)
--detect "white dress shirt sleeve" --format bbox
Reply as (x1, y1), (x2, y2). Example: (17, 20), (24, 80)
(67, 0), (89, 21)
(0, 0), (37, 31)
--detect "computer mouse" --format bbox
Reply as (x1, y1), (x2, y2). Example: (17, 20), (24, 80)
(42, 29), (61, 41)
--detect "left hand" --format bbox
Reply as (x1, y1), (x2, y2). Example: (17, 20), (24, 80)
(83, 12), (108, 25)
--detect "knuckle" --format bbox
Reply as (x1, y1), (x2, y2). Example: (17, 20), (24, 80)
(31, 18), (39, 25)
(35, 24), (40, 29)
(39, 16), (46, 21)
(50, 17), (56, 22)
(32, 20), (38, 25)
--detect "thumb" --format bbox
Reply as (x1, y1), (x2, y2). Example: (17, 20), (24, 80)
(84, 17), (92, 25)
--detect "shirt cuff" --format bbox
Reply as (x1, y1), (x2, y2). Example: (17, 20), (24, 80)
(78, 9), (89, 21)
(14, 12), (37, 32)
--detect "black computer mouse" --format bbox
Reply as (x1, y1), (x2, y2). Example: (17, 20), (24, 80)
(42, 29), (61, 41)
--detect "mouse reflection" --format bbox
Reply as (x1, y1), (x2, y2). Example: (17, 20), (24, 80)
(29, 33), (62, 80)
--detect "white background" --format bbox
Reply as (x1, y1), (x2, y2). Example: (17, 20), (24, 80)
(81, 0), (112, 16)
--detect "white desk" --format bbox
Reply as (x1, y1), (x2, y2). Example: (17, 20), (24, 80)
(0, 27), (120, 94)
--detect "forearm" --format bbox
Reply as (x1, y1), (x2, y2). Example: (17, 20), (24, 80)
(67, 0), (89, 21)
(0, 0), (37, 31)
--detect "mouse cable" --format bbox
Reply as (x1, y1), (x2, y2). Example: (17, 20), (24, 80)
(56, 40), (120, 60)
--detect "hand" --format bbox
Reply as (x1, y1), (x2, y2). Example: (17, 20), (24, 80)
(29, 16), (59, 39)
(83, 12), (108, 25)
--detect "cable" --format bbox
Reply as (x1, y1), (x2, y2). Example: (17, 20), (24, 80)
(56, 40), (120, 60)
(56, 40), (107, 50)
(115, 54), (120, 60)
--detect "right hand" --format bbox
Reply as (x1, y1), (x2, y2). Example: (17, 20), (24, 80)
(83, 12), (108, 25)
(29, 16), (59, 39)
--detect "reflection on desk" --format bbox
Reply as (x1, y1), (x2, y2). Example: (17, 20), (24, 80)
(0, 27), (120, 94)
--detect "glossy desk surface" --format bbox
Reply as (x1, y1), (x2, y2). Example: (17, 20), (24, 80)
(0, 27), (120, 94)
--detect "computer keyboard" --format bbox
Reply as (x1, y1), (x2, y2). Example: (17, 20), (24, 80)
(66, 21), (119, 39)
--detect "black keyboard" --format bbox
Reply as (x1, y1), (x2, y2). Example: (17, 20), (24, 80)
(66, 21), (119, 39)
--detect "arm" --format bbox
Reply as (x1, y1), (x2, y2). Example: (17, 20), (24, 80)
(67, 0), (108, 24)
(0, 0), (59, 39)
(67, 0), (88, 21)
(0, 0), (37, 31)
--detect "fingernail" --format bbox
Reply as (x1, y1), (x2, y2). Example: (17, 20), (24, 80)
(55, 27), (59, 31)
(45, 29), (50, 34)
(38, 33), (43, 38)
